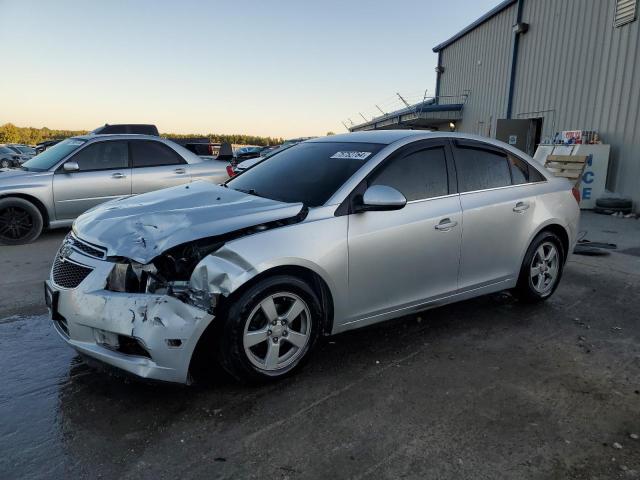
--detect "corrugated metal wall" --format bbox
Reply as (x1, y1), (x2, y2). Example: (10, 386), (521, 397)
(439, 3), (517, 136)
(438, 0), (640, 205)
(513, 0), (639, 202)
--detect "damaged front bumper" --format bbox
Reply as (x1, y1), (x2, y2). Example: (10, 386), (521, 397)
(46, 248), (214, 384)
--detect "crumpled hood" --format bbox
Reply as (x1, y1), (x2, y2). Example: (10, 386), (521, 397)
(73, 181), (304, 263)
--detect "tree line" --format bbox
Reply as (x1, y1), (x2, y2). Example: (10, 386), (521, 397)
(0, 123), (284, 147)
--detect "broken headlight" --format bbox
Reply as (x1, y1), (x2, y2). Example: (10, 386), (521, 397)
(106, 240), (224, 313)
(107, 262), (159, 293)
(152, 240), (224, 281)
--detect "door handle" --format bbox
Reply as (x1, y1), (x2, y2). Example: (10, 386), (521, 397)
(435, 218), (458, 231)
(513, 201), (530, 213)
(111, 172), (126, 179)
(174, 168), (186, 174)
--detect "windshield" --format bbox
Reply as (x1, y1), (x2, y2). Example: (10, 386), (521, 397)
(16, 146), (34, 154)
(22, 138), (87, 171)
(227, 141), (384, 206)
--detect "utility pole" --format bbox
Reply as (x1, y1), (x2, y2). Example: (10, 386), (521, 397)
(341, 121), (350, 131)
(359, 112), (368, 122)
(347, 118), (355, 126)
(396, 92), (411, 108)
(375, 105), (386, 116)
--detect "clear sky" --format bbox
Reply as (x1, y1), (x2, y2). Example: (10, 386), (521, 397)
(1, 0), (500, 138)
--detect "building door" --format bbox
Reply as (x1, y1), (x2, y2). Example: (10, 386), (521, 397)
(496, 118), (542, 156)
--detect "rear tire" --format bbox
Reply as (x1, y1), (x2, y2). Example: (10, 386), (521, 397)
(515, 230), (565, 303)
(215, 275), (321, 383)
(0, 159), (11, 169)
(0, 197), (44, 245)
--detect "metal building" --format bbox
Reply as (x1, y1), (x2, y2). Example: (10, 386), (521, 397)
(351, 0), (640, 207)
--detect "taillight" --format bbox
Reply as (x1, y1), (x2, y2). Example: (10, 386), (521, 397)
(208, 144), (214, 155)
(226, 165), (236, 177)
(571, 186), (581, 204)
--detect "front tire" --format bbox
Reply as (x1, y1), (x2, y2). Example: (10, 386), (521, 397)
(0, 197), (44, 245)
(216, 275), (321, 383)
(515, 230), (565, 303)
(0, 158), (11, 169)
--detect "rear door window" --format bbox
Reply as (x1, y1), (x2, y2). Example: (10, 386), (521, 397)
(370, 147), (449, 201)
(130, 141), (186, 167)
(69, 141), (128, 171)
(454, 145), (512, 192)
(509, 155), (529, 184)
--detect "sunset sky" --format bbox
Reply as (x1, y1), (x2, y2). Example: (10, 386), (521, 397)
(1, 0), (499, 138)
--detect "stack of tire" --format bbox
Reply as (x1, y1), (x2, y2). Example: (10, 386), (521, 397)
(593, 196), (633, 215)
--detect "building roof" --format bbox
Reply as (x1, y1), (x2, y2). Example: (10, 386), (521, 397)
(432, 0), (517, 52)
(348, 100), (465, 132)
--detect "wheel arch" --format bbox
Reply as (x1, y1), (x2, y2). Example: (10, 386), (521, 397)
(188, 263), (335, 379)
(218, 264), (335, 336)
(525, 221), (570, 264)
(0, 192), (50, 227)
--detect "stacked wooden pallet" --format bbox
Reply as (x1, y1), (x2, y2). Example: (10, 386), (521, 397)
(543, 155), (588, 185)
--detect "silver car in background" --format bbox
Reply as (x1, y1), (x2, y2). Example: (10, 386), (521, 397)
(0, 134), (230, 244)
(0, 145), (24, 169)
(7, 144), (36, 161)
(46, 130), (580, 384)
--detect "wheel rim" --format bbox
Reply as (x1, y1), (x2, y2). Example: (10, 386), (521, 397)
(530, 241), (559, 295)
(0, 160), (9, 168)
(0, 206), (34, 241)
(243, 292), (311, 371)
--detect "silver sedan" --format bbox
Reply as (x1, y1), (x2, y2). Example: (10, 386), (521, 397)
(0, 134), (230, 244)
(46, 130), (580, 384)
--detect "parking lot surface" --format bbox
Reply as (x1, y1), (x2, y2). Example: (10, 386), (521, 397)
(1, 214), (640, 479)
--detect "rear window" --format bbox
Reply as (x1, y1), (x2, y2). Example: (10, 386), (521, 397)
(227, 142), (384, 206)
(130, 141), (186, 167)
(454, 146), (512, 192)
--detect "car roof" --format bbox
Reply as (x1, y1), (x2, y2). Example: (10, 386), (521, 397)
(65, 134), (203, 163)
(307, 130), (429, 145)
(305, 130), (538, 158)
(72, 133), (168, 141)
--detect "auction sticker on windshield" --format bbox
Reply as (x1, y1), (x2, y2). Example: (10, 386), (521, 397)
(330, 151), (372, 160)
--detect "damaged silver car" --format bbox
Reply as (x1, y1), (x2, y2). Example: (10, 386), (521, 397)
(46, 131), (580, 384)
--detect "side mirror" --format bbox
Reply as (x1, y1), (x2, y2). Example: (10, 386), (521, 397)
(356, 185), (407, 212)
(63, 161), (79, 172)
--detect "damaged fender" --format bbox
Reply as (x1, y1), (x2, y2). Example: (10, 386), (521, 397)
(189, 246), (259, 298)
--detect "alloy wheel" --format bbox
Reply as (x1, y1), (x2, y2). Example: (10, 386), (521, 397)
(243, 292), (312, 371)
(530, 241), (559, 295)
(0, 206), (34, 241)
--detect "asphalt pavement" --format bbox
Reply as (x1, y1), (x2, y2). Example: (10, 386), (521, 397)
(1, 214), (640, 479)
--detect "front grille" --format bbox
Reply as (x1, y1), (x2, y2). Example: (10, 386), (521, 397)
(69, 234), (107, 259)
(52, 256), (93, 289)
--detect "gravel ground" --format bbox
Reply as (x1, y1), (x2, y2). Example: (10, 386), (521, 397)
(1, 212), (639, 479)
